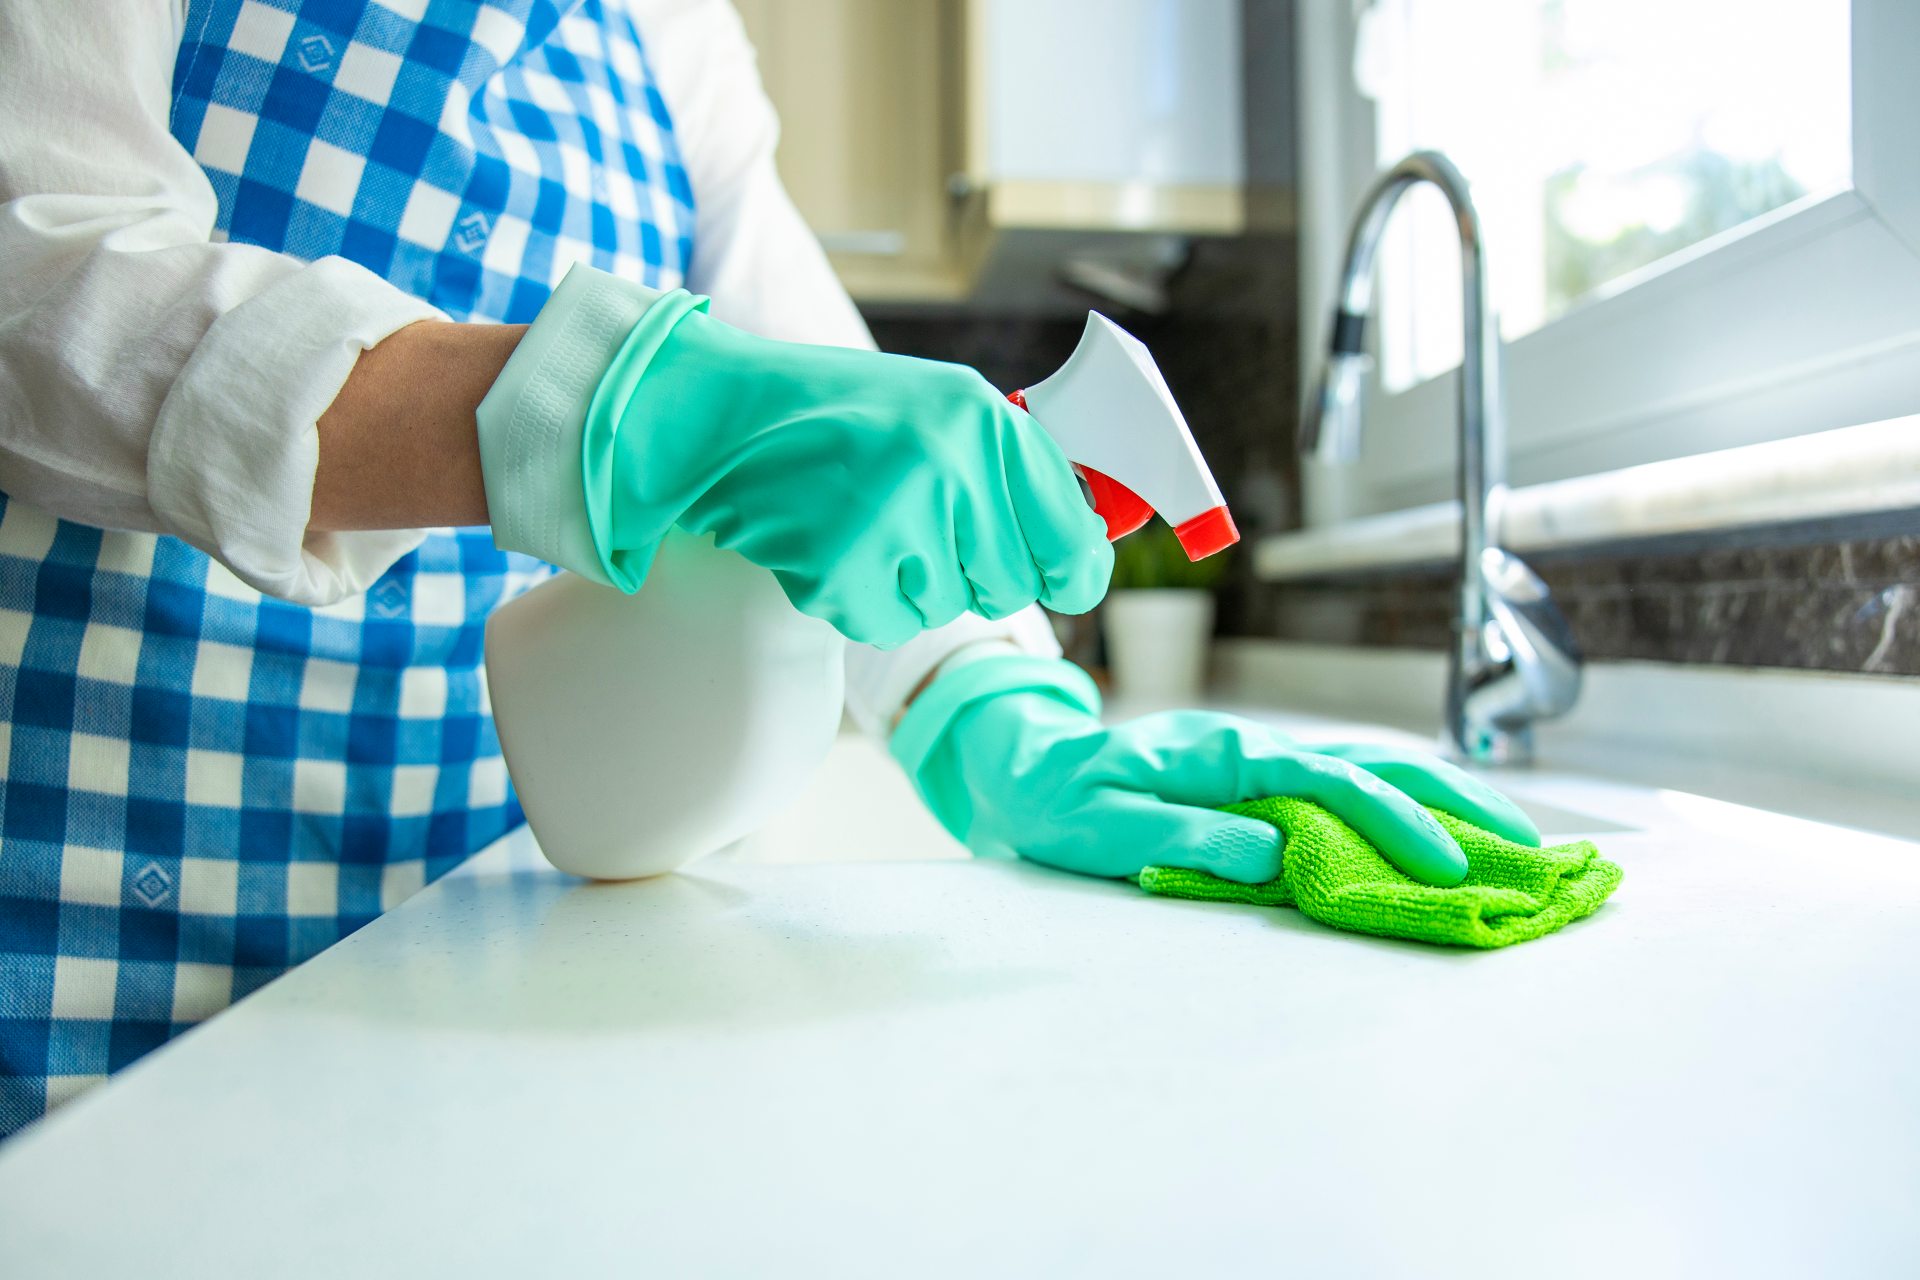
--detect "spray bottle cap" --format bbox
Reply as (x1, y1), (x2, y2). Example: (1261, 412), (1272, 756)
(1012, 313), (1238, 562)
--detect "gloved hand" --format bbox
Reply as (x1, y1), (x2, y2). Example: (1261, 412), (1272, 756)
(892, 655), (1541, 887)
(477, 265), (1111, 647)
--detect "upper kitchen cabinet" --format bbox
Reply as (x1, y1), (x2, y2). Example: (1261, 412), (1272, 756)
(732, 0), (1249, 308)
(731, 0), (969, 301)
(962, 0), (1244, 235)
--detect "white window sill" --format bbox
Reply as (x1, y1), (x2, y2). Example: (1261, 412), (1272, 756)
(1256, 415), (1920, 581)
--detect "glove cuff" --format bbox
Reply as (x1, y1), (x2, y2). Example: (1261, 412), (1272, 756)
(579, 283), (710, 591)
(889, 654), (1101, 782)
(475, 263), (707, 588)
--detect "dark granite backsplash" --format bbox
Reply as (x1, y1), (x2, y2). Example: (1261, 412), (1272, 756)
(1246, 532), (1920, 678)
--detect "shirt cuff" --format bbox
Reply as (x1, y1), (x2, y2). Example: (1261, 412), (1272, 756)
(147, 254), (443, 606)
(842, 605), (1064, 740)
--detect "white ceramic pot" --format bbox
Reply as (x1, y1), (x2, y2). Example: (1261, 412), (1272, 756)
(484, 531), (846, 880)
(1102, 588), (1217, 704)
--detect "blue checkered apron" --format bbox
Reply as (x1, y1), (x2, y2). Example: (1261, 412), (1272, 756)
(0, 0), (696, 1137)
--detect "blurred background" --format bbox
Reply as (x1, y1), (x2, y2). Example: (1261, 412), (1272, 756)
(736, 0), (1916, 698)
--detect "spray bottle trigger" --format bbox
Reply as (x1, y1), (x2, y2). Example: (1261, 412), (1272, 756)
(1072, 464), (1155, 543)
(1009, 386), (1154, 545)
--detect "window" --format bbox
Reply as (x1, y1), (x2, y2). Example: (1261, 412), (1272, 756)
(1297, 0), (1920, 522)
(1361, 0), (1852, 389)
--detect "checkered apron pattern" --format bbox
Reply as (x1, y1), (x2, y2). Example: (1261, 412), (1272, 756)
(0, 0), (696, 1137)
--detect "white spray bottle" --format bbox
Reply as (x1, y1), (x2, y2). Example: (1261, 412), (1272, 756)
(483, 312), (1238, 880)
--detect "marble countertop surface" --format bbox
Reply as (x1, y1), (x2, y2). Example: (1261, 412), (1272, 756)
(2, 714), (1917, 1277)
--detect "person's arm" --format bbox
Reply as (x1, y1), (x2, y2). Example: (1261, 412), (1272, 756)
(310, 320), (521, 531)
(632, 0), (1073, 728)
(0, 0), (449, 603)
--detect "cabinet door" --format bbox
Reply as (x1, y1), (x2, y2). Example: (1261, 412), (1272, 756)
(965, 0), (1245, 233)
(732, 0), (967, 301)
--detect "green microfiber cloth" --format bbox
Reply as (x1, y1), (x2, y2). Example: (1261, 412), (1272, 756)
(1136, 797), (1623, 948)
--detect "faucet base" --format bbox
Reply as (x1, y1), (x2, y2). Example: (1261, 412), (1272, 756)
(1453, 724), (1536, 768)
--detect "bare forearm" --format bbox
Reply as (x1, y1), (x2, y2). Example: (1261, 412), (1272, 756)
(311, 320), (525, 531)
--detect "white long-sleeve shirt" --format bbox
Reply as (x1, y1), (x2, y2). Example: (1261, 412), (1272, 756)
(0, 0), (1057, 738)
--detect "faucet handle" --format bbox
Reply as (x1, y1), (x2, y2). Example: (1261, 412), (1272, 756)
(1478, 547), (1583, 723)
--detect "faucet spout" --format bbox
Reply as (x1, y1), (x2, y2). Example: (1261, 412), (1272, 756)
(1302, 151), (1581, 764)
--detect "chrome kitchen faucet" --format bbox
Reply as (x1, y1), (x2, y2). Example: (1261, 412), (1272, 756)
(1301, 150), (1582, 764)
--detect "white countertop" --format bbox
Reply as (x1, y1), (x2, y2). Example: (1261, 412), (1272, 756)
(3, 715), (1919, 1277)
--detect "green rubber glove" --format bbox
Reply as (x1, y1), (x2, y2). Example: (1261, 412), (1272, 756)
(891, 655), (1542, 887)
(477, 265), (1111, 647)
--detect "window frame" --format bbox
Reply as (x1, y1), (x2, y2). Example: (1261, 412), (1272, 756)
(1296, 0), (1920, 525)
